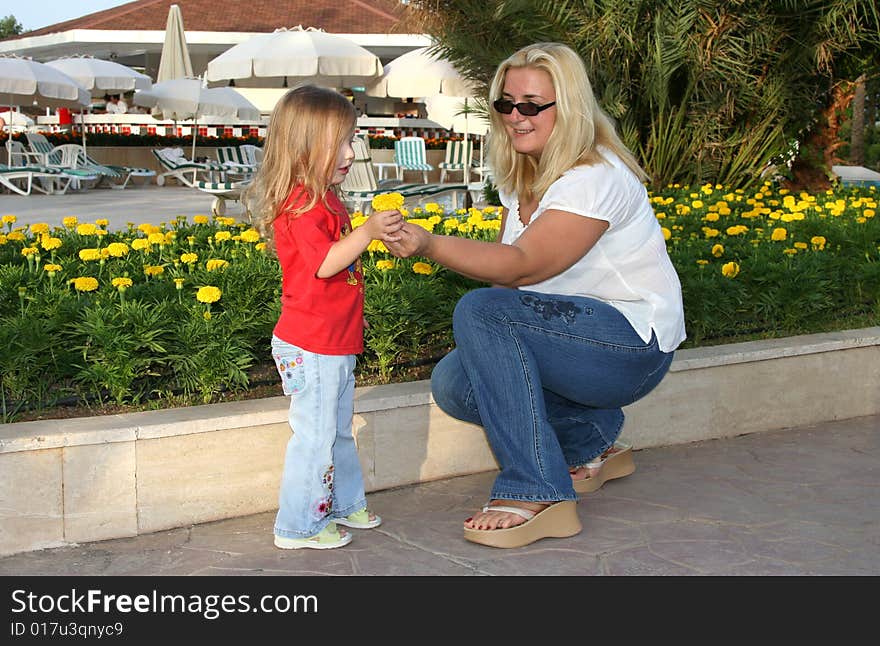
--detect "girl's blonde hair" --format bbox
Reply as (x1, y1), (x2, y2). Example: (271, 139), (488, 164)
(245, 85), (357, 250)
(487, 42), (646, 202)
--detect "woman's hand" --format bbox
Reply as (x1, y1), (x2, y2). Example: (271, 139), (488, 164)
(385, 221), (431, 258)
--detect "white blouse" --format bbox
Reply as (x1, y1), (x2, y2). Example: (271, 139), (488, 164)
(499, 150), (686, 352)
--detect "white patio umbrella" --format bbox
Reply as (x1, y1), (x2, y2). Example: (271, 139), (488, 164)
(133, 78), (260, 159)
(46, 56), (153, 151)
(205, 26), (383, 89)
(0, 55), (89, 164)
(157, 3), (193, 83)
(366, 48), (483, 182)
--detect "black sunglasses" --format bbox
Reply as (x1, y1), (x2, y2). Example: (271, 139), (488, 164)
(492, 99), (556, 116)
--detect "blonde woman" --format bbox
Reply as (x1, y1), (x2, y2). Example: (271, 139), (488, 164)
(386, 43), (686, 548)
(247, 85), (403, 549)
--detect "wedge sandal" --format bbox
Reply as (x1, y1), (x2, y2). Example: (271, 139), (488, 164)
(274, 522), (352, 550)
(463, 500), (581, 549)
(334, 508), (382, 529)
(571, 441), (635, 494)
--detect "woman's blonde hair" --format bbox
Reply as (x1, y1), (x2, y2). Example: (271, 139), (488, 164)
(245, 85), (357, 250)
(488, 42), (646, 202)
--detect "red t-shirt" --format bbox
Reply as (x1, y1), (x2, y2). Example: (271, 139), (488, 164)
(272, 187), (364, 355)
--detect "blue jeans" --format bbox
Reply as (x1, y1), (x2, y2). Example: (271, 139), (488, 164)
(271, 336), (367, 538)
(431, 288), (674, 502)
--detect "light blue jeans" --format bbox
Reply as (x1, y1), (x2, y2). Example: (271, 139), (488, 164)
(271, 336), (368, 538)
(431, 288), (674, 503)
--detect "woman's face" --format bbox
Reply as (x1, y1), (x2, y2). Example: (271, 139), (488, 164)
(499, 66), (557, 160)
(329, 126), (356, 186)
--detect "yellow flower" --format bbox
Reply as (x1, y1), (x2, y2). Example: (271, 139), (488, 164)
(111, 277), (133, 289)
(72, 276), (99, 292)
(376, 259), (395, 271)
(40, 236), (62, 251)
(721, 261), (740, 278)
(196, 285), (222, 304)
(703, 212), (719, 222)
(30, 222), (50, 235)
(692, 200), (704, 209)
(44, 263), (62, 273)
(424, 202), (444, 214)
(783, 248), (798, 255)
(7, 231), (25, 242)
(138, 223), (160, 234)
(661, 227), (672, 240)
(203, 310), (212, 320)
(711, 244), (724, 258)
(696, 259), (709, 265)
(131, 238), (150, 251)
(180, 252), (198, 264)
(702, 227), (720, 238)
(2, 214), (17, 225)
(21, 247), (38, 257)
(194, 215), (209, 224)
(726, 225), (748, 236)
(0, 234), (6, 244)
(810, 235), (826, 250)
(106, 242), (130, 257)
(412, 262), (434, 275)
(148, 232), (166, 245)
(371, 192), (405, 211)
(864, 209), (875, 218)
(794, 242), (808, 250)
(62, 216), (78, 228)
(770, 227), (787, 241)
(240, 229), (261, 243)
(76, 223), (97, 236)
(206, 259), (229, 271)
(95, 218), (109, 226)
(78, 248), (102, 261)
(144, 265), (164, 276)
(215, 231), (232, 242)
(255, 242), (267, 252)
(216, 216), (236, 226)
(174, 278), (185, 289)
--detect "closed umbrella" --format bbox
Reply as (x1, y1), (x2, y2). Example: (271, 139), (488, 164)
(205, 26), (382, 89)
(0, 55), (89, 164)
(134, 78), (260, 159)
(46, 56), (153, 151)
(157, 4), (193, 83)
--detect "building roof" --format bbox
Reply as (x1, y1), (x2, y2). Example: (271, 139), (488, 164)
(17, 0), (408, 38)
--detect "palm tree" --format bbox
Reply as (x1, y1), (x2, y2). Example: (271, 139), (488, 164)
(403, 0), (880, 190)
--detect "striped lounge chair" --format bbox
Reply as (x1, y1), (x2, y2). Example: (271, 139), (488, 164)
(438, 139), (474, 182)
(196, 178), (252, 217)
(152, 148), (226, 188)
(0, 163), (98, 196)
(393, 136), (434, 184)
(215, 145), (259, 180)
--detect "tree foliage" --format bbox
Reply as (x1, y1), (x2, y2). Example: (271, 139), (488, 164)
(0, 14), (23, 39)
(402, 1), (880, 190)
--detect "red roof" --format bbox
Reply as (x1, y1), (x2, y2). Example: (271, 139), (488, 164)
(17, 0), (406, 37)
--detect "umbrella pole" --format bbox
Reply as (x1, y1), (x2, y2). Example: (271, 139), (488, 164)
(191, 117), (198, 161)
(463, 98), (470, 185)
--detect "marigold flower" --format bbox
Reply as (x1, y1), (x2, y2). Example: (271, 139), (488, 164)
(0, 234), (6, 244)
(255, 242), (267, 252)
(206, 259), (229, 271)
(721, 261), (740, 278)
(240, 229), (261, 243)
(21, 247), (38, 257)
(30, 222), (50, 235)
(794, 242), (808, 250)
(144, 265), (164, 276)
(62, 216), (78, 228)
(105, 242), (129, 257)
(95, 219), (109, 226)
(196, 285), (222, 303)
(7, 231), (25, 242)
(376, 259), (395, 271)
(810, 236), (826, 250)
(216, 216), (236, 226)
(661, 227), (672, 240)
(148, 232), (166, 245)
(711, 244), (724, 258)
(40, 236), (62, 251)
(2, 214), (16, 225)
(76, 223), (97, 236)
(44, 263), (62, 273)
(194, 215), (209, 224)
(412, 262), (433, 275)
(771, 227), (787, 241)
(180, 252), (198, 264)
(702, 227), (720, 238)
(131, 238), (150, 251)
(215, 231), (232, 242)
(111, 277), (133, 289)
(78, 248), (102, 261)
(696, 259), (709, 265)
(371, 192), (405, 212)
(174, 278), (185, 289)
(72, 276), (99, 292)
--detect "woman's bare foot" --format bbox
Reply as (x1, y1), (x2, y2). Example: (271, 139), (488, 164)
(464, 500), (552, 531)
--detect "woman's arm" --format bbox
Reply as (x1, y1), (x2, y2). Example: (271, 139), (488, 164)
(388, 209), (608, 286)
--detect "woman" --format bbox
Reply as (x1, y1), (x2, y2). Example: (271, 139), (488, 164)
(386, 42), (685, 548)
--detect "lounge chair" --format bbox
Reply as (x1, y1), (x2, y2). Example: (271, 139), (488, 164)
(0, 163), (97, 196)
(152, 147), (227, 188)
(341, 136), (468, 214)
(215, 145), (259, 180)
(195, 178), (252, 217)
(438, 139), (475, 183)
(26, 133), (154, 189)
(393, 136), (434, 183)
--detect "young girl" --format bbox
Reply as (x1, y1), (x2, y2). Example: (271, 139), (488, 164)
(248, 85), (403, 549)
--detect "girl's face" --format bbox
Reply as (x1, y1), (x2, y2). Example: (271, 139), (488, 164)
(329, 127), (356, 186)
(499, 66), (557, 160)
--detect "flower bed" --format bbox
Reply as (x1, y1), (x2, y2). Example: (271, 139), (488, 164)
(0, 181), (877, 422)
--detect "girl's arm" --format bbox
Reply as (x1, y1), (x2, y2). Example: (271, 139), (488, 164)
(317, 210), (402, 278)
(387, 209), (608, 286)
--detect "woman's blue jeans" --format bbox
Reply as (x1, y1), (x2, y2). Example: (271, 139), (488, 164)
(271, 336), (368, 539)
(431, 288), (674, 503)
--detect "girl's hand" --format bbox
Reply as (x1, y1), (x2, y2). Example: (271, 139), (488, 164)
(364, 209), (404, 242)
